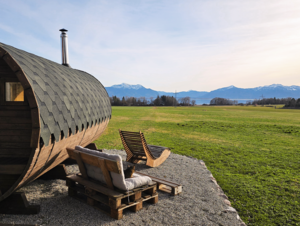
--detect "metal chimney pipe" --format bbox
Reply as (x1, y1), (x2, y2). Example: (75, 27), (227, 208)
(59, 28), (70, 67)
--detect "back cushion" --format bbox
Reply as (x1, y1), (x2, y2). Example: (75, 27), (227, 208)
(75, 146), (152, 191)
(75, 146), (128, 190)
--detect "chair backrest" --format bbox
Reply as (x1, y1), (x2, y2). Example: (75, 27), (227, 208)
(67, 147), (122, 189)
(139, 132), (156, 159)
(119, 130), (146, 156)
(119, 129), (156, 159)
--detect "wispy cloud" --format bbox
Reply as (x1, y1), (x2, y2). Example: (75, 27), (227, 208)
(0, 0), (299, 91)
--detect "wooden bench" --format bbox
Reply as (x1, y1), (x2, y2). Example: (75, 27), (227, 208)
(136, 172), (182, 196)
(66, 147), (158, 220)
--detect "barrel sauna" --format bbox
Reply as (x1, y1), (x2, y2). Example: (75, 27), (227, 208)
(0, 42), (111, 202)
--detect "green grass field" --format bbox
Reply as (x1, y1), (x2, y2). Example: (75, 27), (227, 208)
(95, 105), (300, 225)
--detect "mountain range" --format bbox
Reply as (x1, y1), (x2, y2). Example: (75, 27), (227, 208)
(105, 83), (300, 99)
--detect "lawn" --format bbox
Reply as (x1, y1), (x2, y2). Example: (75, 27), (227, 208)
(95, 105), (300, 226)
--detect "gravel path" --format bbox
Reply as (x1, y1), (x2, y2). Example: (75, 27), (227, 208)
(0, 149), (246, 226)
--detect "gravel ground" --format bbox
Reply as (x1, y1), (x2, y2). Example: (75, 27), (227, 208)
(0, 149), (246, 226)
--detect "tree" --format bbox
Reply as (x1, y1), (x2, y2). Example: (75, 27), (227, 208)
(179, 97), (190, 106)
(121, 96), (127, 106)
(110, 96), (122, 106)
(210, 97), (234, 105)
(161, 95), (167, 105)
(153, 95), (161, 106)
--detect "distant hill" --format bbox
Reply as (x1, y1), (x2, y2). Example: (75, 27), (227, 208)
(105, 83), (300, 99)
(105, 83), (158, 98)
(106, 83), (208, 98)
(203, 84), (300, 99)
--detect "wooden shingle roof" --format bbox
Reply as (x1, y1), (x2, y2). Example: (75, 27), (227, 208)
(0, 42), (111, 146)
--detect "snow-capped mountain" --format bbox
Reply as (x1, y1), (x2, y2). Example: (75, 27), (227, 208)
(111, 83), (143, 90)
(105, 83), (158, 98)
(105, 83), (300, 99)
(204, 84), (300, 99)
(215, 85), (237, 91)
(254, 84), (300, 91)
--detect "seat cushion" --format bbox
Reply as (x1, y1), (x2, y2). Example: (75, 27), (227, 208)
(125, 173), (152, 190)
(75, 146), (151, 191)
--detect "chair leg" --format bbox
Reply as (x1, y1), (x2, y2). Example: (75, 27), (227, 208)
(111, 208), (123, 220)
(126, 155), (134, 162)
(131, 159), (142, 164)
(127, 156), (141, 164)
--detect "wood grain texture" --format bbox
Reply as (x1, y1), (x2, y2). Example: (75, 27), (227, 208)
(24, 89), (38, 109)
(2, 54), (21, 72)
(0, 49), (110, 204)
(98, 158), (114, 189)
(15, 119), (110, 194)
(0, 135), (31, 143)
(67, 147), (121, 174)
(74, 151), (88, 179)
(0, 57), (16, 78)
(0, 164), (26, 174)
(0, 47), (7, 57)
(0, 192), (40, 214)
(0, 148), (32, 158)
(135, 172), (182, 195)
(119, 129), (171, 167)
(15, 70), (31, 90)
(66, 174), (158, 220)
(0, 49), (37, 200)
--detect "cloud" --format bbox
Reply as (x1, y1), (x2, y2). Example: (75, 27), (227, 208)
(0, 0), (300, 91)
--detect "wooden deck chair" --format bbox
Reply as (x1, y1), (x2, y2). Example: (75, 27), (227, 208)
(119, 129), (171, 167)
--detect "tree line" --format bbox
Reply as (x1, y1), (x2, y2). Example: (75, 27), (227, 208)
(209, 97), (300, 106)
(284, 98), (300, 108)
(109, 95), (196, 106)
(110, 96), (300, 107)
(250, 97), (300, 108)
(248, 97), (294, 105)
(209, 97), (238, 105)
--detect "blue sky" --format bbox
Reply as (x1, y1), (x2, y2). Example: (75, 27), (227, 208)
(1, 0), (300, 92)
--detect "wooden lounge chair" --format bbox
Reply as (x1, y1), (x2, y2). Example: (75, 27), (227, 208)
(119, 129), (171, 167)
(66, 146), (158, 220)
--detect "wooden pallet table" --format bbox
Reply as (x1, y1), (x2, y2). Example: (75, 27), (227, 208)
(135, 172), (182, 196)
(66, 174), (158, 220)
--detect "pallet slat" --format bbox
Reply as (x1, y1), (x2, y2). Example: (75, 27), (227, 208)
(66, 174), (158, 220)
(67, 175), (123, 198)
(135, 172), (182, 195)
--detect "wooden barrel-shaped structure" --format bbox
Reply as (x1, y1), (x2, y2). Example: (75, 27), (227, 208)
(0, 42), (111, 201)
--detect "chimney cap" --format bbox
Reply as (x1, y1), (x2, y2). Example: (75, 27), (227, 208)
(59, 28), (68, 33)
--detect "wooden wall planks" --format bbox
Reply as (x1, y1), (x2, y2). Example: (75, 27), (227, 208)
(0, 54), (33, 196)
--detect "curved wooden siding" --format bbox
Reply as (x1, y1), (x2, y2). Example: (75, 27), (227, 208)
(0, 119), (109, 201)
(19, 118), (109, 188)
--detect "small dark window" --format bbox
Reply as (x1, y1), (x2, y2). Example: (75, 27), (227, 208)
(5, 82), (24, 101)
